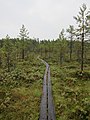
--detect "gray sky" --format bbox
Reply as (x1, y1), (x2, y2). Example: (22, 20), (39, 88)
(0, 0), (90, 40)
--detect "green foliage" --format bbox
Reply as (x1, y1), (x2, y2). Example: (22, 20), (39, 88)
(74, 3), (90, 73)
(0, 57), (45, 120)
(51, 62), (90, 120)
(19, 24), (29, 59)
(0, 4), (90, 120)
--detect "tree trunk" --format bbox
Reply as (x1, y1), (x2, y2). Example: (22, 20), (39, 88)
(81, 33), (84, 73)
(81, 13), (84, 73)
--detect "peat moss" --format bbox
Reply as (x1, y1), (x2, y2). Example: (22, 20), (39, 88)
(0, 57), (45, 120)
(51, 62), (90, 120)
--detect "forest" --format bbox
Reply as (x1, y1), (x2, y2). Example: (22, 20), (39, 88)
(0, 3), (90, 120)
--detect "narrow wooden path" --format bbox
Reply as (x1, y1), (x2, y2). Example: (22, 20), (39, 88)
(38, 58), (56, 120)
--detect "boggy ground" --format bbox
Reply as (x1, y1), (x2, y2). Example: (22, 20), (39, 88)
(0, 56), (45, 120)
(50, 61), (90, 120)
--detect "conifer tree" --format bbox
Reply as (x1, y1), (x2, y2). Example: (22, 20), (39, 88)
(67, 25), (75, 61)
(58, 29), (67, 65)
(19, 24), (29, 59)
(3, 35), (12, 72)
(74, 3), (89, 73)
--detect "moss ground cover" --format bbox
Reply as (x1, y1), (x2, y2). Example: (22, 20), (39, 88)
(50, 62), (90, 120)
(0, 56), (45, 120)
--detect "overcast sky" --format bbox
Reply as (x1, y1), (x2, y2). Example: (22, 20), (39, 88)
(0, 0), (90, 40)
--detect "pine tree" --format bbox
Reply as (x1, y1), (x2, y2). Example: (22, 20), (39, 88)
(58, 29), (67, 65)
(67, 25), (75, 61)
(3, 35), (13, 72)
(74, 3), (89, 73)
(19, 24), (29, 59)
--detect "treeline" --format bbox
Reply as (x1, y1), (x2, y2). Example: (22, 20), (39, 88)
(0, 28), (90, 72)
(0, 3), (90, 73)
(0, 34), (39, 72)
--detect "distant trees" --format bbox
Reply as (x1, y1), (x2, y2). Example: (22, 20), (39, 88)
(58, 29), (68, 65)
(3, 35), (13, 72)
(0, 4), (90, 73)
(67, 25), (75, 61)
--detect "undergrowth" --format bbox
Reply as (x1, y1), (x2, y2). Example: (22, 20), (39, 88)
(51, 62), (90, 120)
(0, 56), (45, 120)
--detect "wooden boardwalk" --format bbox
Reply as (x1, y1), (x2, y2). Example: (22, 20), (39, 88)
(39, 58), (56, 120)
